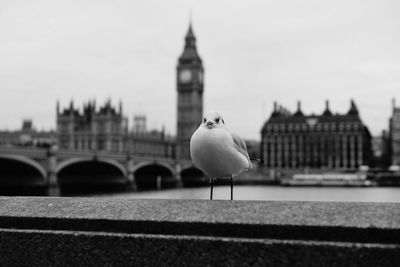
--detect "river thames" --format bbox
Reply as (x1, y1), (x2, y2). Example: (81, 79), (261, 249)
(97, 185), (400, 202)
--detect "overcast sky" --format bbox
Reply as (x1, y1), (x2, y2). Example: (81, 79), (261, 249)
(0, 0), (399, 140)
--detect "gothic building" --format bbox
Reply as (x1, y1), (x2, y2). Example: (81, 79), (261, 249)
(389, 99), (400, 165)
(57, 100), (127, 152)
(176, 23), (204, 159)
(260, 100), (372, 170)
(57, 99), (176, 158)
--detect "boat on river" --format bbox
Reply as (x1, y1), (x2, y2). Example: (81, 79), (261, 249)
(281, 173), (374, 187)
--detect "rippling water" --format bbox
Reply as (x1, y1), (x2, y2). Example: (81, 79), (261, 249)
(99, 185), (400, 202)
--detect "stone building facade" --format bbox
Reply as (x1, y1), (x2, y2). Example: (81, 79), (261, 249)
(371, 130), (391, 168)
(125, 130), (176, 158)
(57, 100), (127, 152)
(57, 100), (176, 158)
(260, 100), (372, 170)
(389, 99), (400, 165)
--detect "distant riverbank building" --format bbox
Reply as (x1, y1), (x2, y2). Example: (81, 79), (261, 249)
(389, 99), (400, 166)
(260, 100), (372, 170)
(0, 119), (56, 148)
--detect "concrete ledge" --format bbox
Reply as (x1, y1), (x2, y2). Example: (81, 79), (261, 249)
(0, 197), (399, 266)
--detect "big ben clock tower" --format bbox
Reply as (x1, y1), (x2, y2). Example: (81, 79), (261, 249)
(177, 23), (204, 159)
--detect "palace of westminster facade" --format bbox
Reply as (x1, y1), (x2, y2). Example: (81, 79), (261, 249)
(1, 23), (399, 169)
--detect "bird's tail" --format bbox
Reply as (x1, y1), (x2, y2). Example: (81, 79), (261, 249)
(248, 160), (254, 170)
(248, 158), (261, 170)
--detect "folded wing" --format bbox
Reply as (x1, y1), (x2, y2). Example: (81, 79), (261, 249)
(230, 132), (253, 170)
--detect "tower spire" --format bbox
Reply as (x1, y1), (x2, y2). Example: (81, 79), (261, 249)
(176, 21), (204, 159)
(179, 22), (202, 64)
(185, 23), (195, 46)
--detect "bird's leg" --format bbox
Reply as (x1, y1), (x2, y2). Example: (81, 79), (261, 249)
(210, 177), (214, 200)
(230, 175), (233, 200)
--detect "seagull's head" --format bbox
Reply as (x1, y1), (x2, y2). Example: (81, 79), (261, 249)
(202, 111), (225, 129)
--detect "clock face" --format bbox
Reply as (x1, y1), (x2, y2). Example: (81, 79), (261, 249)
(179, 69), (192, 83)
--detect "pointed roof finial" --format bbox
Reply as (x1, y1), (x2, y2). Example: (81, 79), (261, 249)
(294, 100), (304, 116)
(348, 99), (359, 116)
(322, 99), (332, 116)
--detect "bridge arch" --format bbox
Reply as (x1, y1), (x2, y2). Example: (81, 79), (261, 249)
(57, 158), (127, 194)
(180, 166), (207, 187)
(0, 155), (47, 194)
(132, 161), (175, 174)
(57, 158), (126, 175)
(133, 162), (176, 190)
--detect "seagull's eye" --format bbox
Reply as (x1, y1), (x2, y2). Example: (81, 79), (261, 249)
(203, 118), (206, 123)
(215, 118), (220, 123)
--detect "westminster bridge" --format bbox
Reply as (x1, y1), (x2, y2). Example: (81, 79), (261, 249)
(0, 146), (204, 195)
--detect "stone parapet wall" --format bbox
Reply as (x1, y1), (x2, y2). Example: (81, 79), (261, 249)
(0, 198), (399, 266)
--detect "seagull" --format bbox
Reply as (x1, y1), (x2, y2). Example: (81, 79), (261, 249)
(190, 111), (253, 200)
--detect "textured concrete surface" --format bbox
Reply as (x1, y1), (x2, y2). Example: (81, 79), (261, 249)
(0, 197), (399, 266)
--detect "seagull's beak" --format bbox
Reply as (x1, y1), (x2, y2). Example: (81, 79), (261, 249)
(206, 121), (214, 128)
